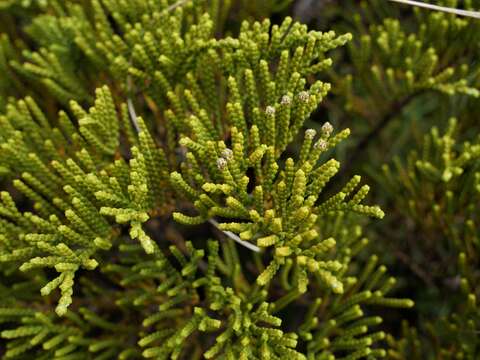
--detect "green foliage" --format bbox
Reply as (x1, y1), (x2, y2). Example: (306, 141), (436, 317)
(313, 0), (480, 358)
(0, 0), (479, 359)
(382, 118), (479, 247)
(379, 118), (480, 358)
(325, 0), (480, 147)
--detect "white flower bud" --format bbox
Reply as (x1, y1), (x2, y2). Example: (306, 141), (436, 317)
(321, 122), (333, 136)
(265, 106), (276, 116)
(298, 91), (310, 102)
(217, 158), (227, 170)
(305, 129), (316, 140)
(281, 95), (292, 105)
(314, 139), (327, 151)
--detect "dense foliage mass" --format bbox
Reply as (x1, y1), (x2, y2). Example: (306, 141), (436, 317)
(0, 0), (478, 359)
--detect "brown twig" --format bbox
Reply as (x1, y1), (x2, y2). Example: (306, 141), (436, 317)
(336, 92), (419, 180)
(394, 250), (435, 287)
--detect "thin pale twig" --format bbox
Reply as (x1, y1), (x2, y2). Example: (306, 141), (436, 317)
(209, 219), (261, 253)
(127, 97), (141, 133)
(388, 0), (480, 19)
(166, 0), (190, 12)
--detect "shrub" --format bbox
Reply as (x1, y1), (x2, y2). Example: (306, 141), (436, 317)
(0, 1), (478, 359)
